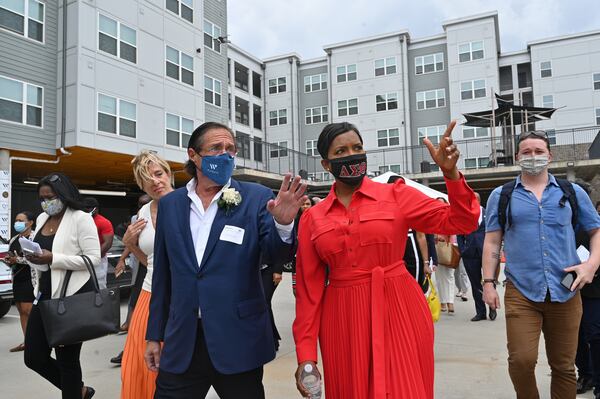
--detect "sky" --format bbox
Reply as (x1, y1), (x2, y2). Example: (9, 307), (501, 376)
(227, 0), (600, 60)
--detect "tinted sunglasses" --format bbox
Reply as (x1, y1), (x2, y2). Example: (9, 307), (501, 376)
(518, 130), (548, 142)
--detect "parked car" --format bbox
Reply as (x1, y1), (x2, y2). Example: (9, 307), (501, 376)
(106, 236), (132, 294)
(0, 252), (14, 319)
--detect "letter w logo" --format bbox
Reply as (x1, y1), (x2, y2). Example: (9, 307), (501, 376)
(209, 164), (218, 170)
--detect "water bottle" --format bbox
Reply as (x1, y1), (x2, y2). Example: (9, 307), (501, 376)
(300, 363), (322, 398)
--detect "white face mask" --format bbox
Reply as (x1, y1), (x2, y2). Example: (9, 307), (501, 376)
(518, 155), (550, 176)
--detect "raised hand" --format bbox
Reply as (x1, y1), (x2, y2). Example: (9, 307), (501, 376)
(423, 120), (460, 180)
(267, 174), (308, 226)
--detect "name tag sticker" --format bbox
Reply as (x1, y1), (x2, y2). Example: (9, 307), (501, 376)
(220, 225), (245, 245)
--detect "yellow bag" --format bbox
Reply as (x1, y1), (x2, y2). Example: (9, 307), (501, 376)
(424, 276), (441, 322)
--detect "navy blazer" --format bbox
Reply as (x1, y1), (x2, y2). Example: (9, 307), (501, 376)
(146, 179), (291, 374)
(457, 206), (486, 259)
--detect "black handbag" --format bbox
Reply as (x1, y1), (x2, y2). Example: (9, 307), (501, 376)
(38, 255), (120, 347)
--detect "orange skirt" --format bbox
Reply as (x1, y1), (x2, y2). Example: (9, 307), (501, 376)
(121, 289), (157, 399)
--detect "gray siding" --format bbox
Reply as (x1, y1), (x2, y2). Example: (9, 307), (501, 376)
(203, 0), (228, 124)
(298, 65), (328, 172)
(0, 0), (59, 154)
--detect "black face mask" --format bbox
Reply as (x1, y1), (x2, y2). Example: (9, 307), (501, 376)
(328, 153), (368, 186)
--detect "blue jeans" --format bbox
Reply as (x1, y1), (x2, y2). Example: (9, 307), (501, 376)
(576, 296), (600, 391)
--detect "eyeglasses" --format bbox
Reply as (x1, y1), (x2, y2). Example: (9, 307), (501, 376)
(518, 130), (548, 142)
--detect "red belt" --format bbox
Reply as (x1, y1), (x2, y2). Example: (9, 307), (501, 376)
(329, 260), (407, 399)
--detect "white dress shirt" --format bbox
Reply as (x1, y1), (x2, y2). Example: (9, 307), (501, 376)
(186, 179), (293, 316)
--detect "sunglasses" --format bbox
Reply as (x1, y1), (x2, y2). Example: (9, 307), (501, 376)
(48, 174), (61, 183)
(518, 130), (548, 142)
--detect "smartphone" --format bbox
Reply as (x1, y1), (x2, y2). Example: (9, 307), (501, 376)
(561, 271), (578, 290)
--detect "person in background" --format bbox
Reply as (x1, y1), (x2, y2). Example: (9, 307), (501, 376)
(110, 194), (152, 365)
(454, 261), (470, 302)
(24, 172), (99, 399)
(435, 197), (457, 314)
(120, 151), (174, 399)
(292, 197), (314, 296)
(5, 211), (36, 353)
(83, 197), (114, 290)
(260, 251), (284, 352)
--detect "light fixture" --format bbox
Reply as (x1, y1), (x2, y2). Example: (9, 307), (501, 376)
(23, 180), (39, 185)
(80, 189), (127, 197)
(567, 161), (575, 167)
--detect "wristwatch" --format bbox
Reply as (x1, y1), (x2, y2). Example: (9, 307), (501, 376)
(483, 278), (497, 287)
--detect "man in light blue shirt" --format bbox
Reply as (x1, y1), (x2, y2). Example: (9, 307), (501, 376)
(482, 130), (600, 399)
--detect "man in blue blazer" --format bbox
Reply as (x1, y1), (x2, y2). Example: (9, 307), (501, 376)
(457, 192), (496, 321)
(145, 122), (307, 398)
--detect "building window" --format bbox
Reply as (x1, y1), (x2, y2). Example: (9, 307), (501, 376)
(254, 137), (263, 162)
(97, 93), (136, 138)
(166, 46), (194, 86)
(252, 71), (262, 98)
(0, 75), (42, 127)
(306, 140), (317, 157)
(166, 0), (193, 23)
(418, 125), (446, 144)
(416, 89), (445, 110)
(338, 98), (358, 116)
(253, 104), (262, 130)
(379, 164), (401, 174)
(269, 109), (287, 126)
(545, 129), (557, 145)
(235, 97), (249, 126)
(204, 75), (221, 106)
(165, 113), (193, 148)
(540, 61), (552, 78)
(235, 132), (251, 159)
(374, 57), (396, 76)
(308, 172), (332, 182)
(270, 141), (288, 158)
(415, 53), (444, 75)
(596, 108), (600, 126)
(542, 95), (554, 108)
(304, 73), (327, 93)
(0, 0), (44, 42)
(376, 92), (398, 112)
(234, 62), (249, 92)
(460, 79), (486, 100)
(98, 14), (137, 63)
(203, 19), (221, 53)
(268, 77), (286, 94)
(305, 106), (328, 125)
(463, 127), (489, 139)
(336, 64), (357, 83)
(465, 157), (489, 169)
(593, 73), (600, 90)
(377, 128), (400, 147)
(458, 41), (484, 63)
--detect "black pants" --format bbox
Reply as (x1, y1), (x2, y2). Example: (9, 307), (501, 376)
(155, 320), (265, 399)
(261, 265), (281, 347)
(576, 296), (600, 393)
(24, 305), (84, 399)
(463, 257), (487, 317)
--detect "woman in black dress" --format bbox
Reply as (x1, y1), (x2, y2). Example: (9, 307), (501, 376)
(5, 211), (35, 352)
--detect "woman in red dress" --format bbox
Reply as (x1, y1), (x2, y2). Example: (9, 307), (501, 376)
(293, 121), (480, 399)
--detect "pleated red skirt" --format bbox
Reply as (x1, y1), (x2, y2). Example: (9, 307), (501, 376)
(121, 289), (157, 399)
(320, 269), (434, 399)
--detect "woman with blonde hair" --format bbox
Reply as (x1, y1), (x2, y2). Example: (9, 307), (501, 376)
(121, 150), (174, 399)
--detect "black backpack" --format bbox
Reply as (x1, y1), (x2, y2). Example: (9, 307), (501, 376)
(498, 178), (579, 232)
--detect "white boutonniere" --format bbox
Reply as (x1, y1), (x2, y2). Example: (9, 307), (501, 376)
(218, 188), (242, 215)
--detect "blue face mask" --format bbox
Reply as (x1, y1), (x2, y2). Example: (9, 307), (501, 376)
(200, 153), (235, 185)
(14, 221), (27, 233)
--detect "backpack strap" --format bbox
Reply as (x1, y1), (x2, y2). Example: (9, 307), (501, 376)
(556, 178), (578, 230)
(498, 179), (517, 232)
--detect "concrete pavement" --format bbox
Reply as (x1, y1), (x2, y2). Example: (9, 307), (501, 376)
(0, 277), (595, 398)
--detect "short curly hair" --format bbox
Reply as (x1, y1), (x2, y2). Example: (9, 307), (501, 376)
(131, 150), (172, 190)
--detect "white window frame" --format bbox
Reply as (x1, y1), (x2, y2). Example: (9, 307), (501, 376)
(546, 129), (557, 145)
(305, 106), (328, 125)
(462, 127), (489, 139)
(596, 108), (600, 126)
(593, 73), (600, 90)
(464, 157), (489, 170)
(308, 172), (332, 182)
(0, 0), (45, 43)
(97, 14), (137, 64)
(418, 125), (446, 145)
(336, 64), (357, 83)
(165, 45), (194, 86)
(374, 57), (397, 76)
(97, 92), (137, 138)
(379, 164), (402, 174)
(166, 0), (193, 23)
(270, 141), (288, 158)
(415, 52), (444, 75)
(165, 112), (193, 148)
(458, 41), (484, 63)
(203, 19), (221, 53)
(377, 128), (400, 148)
(376, 92), (398, 112)
(460, 79), (486, 101)
(542, 95), (554, 108)
(268, 77), (286, 94)
(540, 61), (552, 78)
(306, 140), (318, 157)
(269, 109), (287, 126)
(304, 73), (327, 93)
(416, 89), (445, 110)
(337, 98), (359, 117)
(0, 75), (43, 128)
(204, 75), (222, 107)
